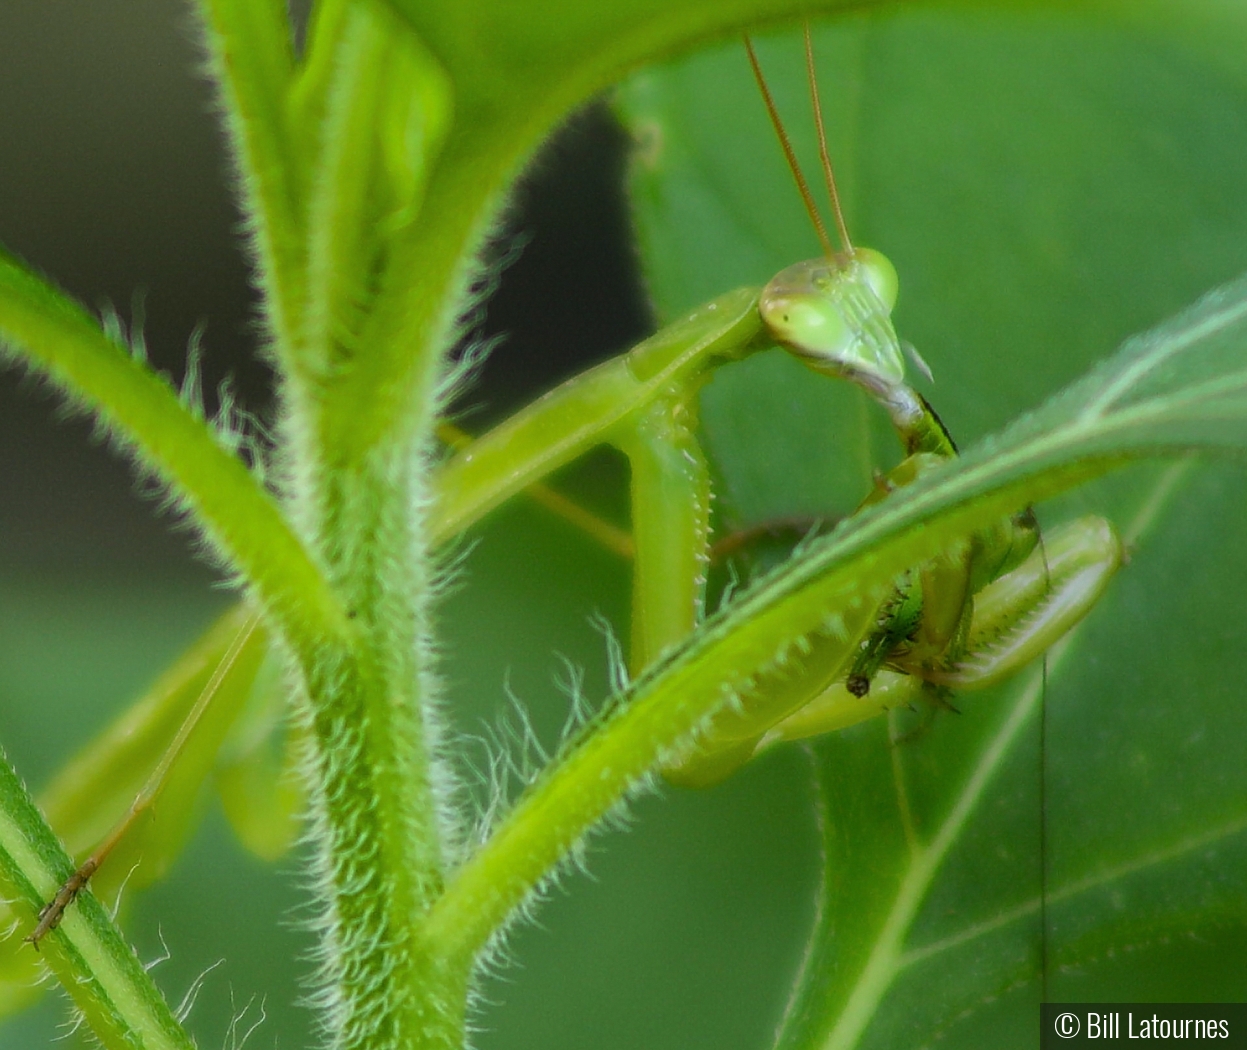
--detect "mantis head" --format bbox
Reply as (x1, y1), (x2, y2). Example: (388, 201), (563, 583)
(760, 247), (906, 394)
(742, 33), (908, 397)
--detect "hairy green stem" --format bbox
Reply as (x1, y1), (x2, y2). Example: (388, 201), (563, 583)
(279, 43), (757, 1048)
(0, 252), (347, 666)
(281, 9), (467, 1047)
(196, 0), (306, 368)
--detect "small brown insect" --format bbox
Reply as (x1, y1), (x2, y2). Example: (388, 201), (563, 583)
(25, 857), (99, 949)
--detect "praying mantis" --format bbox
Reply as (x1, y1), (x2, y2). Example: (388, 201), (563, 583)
(8, 19), (1128, 956)
(644, 31), (1122, 785)
(2, 3), (1246, 1047)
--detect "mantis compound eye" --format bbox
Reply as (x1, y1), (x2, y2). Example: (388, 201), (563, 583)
(853, 247), (899, 311)
(760, 248), (906, 392)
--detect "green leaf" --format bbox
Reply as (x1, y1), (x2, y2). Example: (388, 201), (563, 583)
(619, 6), (1247, 1048)
(215, 642), (304, 862)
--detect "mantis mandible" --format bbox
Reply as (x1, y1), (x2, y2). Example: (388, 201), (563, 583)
(20, 21), (1122, 945)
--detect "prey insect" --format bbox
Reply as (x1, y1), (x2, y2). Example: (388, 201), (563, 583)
(22, 21), (1121, 945)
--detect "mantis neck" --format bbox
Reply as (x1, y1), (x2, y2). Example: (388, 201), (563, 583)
(868, 378), (958, 459)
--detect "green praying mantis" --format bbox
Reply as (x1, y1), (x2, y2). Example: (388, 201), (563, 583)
(652, 31), (1122, 785)
(11, 22), (1125, 956)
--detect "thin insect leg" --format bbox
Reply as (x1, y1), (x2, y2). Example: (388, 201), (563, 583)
(886, 708), (920, 855)
(514, 480), (634, 559)
(26, 613), (261, 948)
(1040, 648), (1050, 1004)
(708, 515), (832, 562)
(1035, 514), (1051, 1004)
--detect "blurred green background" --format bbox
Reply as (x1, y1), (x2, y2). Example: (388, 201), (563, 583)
(4, 2), (1247, 1049)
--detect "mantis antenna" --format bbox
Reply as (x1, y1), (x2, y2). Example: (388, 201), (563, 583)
(744, 25), (854, 258)
(744, 34), (836, 260)
(803, 23), (854, 255)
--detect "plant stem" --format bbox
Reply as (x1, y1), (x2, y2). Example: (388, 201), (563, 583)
(196, 0), (306, 369)
(280, 9), (471, 1045)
